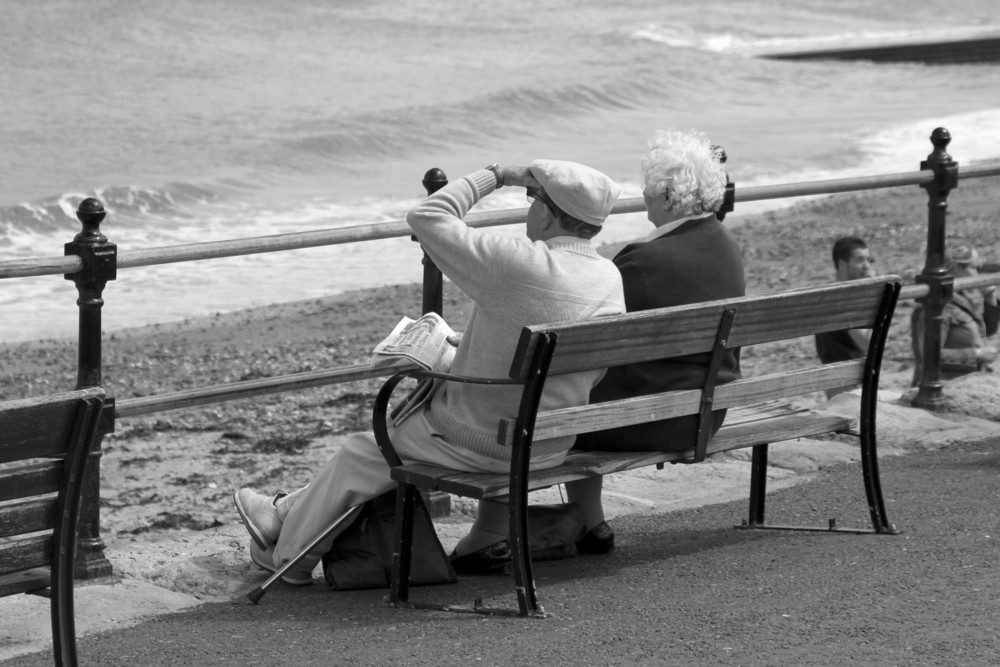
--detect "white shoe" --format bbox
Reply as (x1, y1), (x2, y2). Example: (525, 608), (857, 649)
(249, 541), (314, 587)
(234, 488), (282, 550)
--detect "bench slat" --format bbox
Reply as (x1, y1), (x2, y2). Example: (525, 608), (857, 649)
(0, 499), (56, 540)
(0, 405), (76, 463)
(501, 361), (863, 445)
(393, 405), (855, 499)
(510, 277), (895, 379)
(0, 568), (51, 598)
(0, 534), (52, 574)
(0, 461), (63, 502)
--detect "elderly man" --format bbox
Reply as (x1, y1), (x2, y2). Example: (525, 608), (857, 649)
(234, 160), (625, 584)
(564, 129), (746, 554)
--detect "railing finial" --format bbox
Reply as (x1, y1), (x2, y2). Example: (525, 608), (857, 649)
(929, 127), (952, 158)
(75, 197), (108, 243)
(422, 168), (448, 195)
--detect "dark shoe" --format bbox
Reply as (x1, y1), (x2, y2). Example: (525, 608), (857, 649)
(576, 521), (615, 555)
(450, 541), (512, 576)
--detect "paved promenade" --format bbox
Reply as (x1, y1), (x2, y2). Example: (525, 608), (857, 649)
(3, 389), (1000, 665)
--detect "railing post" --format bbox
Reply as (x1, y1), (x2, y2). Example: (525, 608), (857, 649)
(63, 197), (116, 578)
(912, 128), (959, 409)
(412, 169), (452, 517)
(417, 168), (448, 316)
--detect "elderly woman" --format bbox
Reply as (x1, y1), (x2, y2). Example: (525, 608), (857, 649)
(911, 245), (999, 385)
(565, 129), (746, 554)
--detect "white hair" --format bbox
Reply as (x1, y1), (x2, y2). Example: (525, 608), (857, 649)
(640, 129), (728, 215)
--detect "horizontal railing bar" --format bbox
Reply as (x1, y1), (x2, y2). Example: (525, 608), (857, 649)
(736, 171), (931, 202)
(900, 283), (928, 300)
(899, 274), (1000, 301)
(3, 163), (999, 281)
(0, 256), (82, 279)
(112, 272), (1000, 420)
(737, 161), (999, 202)
(115, 359), (419, 419)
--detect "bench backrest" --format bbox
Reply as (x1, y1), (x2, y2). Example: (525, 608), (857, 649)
(511, 276), (898, 379)
(0, 387), (106, 578)
(0, 387), (106, 666)
(500, 276), (901, 448)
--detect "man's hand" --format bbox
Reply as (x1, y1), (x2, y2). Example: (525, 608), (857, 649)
(499, 165), (540, 190)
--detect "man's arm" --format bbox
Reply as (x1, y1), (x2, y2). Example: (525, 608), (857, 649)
(405, 166), (538, 304)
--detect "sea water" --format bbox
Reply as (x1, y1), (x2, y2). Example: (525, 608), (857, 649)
(2, 0), (999, 342)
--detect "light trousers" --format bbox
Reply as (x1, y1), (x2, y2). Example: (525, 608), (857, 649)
(271, 406), (566, 578)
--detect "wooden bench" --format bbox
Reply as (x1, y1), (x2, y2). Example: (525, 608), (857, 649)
(373, 275), (902, 617)
(0, 387), (108, 667)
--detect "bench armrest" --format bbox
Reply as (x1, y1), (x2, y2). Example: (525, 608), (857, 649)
(371, 369), (522, 469)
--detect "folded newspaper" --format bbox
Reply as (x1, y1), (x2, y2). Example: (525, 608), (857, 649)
(372, 313), (459, 426)
(370, 312), (458, 372)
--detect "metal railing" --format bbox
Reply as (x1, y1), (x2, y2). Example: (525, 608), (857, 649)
(3, 126), (1000, 577)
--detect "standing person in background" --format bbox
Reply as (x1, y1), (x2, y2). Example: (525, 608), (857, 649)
(563, 129), (746, 554)
(814, 236), (875, 398)
(911, 245), (999, 385)
(233, 160), (626, 583)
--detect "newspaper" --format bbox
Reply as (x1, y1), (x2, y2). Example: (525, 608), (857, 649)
(372, 313), (459, 426)
(371, 312), (458, 372)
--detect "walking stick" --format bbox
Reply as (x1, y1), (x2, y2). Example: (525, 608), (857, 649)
(246, 506), (362, 604)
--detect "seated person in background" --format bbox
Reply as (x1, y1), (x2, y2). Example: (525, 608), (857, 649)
(233, 160), (625, 584)
(564, 128), (746, 554)
(911, 245), (999, 385)
(981, 260), (1000, 335)
(814, 236), (874, 398)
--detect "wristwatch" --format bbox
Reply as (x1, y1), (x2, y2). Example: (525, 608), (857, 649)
(485, 163), (504, 188)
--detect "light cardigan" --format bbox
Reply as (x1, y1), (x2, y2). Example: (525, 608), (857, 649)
(406, 168), (625, 462)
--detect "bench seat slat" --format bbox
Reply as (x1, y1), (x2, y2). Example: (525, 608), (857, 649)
(501, 361), (864, 445)
(392, 405), (855, 500)
(0, 568), (51, 598)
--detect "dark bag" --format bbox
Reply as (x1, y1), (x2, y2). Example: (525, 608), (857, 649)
(525, 502), (588, 561)
(322, 489), (457, 591)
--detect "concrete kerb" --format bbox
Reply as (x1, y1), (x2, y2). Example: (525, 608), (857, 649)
(2, 376), (999, 663)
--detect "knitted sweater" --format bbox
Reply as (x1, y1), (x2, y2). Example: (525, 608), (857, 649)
(406, 168), (625, 461)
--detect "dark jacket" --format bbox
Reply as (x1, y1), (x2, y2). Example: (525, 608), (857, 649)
(574, 215), (746, 452)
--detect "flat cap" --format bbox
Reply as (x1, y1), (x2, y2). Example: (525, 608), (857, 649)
(529, 159), (621, 226)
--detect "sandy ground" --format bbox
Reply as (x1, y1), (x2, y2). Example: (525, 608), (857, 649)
(2, 176), (1000, 662)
